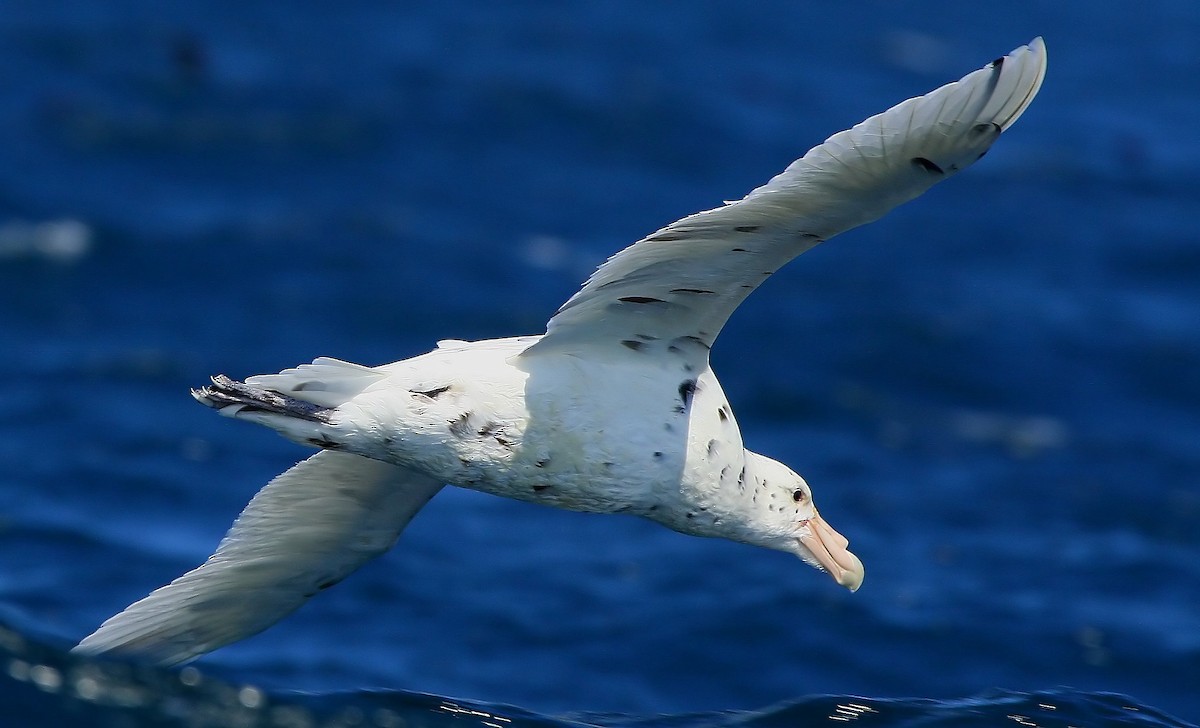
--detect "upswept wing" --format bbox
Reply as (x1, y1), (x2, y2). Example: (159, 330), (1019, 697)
(73, 451), (443, 666)
(523, 39), (1046, 365)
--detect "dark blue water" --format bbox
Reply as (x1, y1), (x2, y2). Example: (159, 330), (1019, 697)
(2, 2), (1197, 726)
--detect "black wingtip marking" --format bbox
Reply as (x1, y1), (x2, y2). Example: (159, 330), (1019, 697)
(911, 157), (944, 175)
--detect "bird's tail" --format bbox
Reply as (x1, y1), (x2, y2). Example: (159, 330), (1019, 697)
(193, 357), (383, 449)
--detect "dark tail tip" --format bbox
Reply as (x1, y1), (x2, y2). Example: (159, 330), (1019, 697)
(192, 374), (331, 423)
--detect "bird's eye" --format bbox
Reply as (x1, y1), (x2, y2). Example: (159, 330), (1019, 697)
(792, 489), (806, 502)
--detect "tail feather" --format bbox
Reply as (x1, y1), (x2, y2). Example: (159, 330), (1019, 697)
(193, 375), (340, 449)
(193, 374), (331, 422)
(246, 357), (383, 409)
(193, 356), (387, 449)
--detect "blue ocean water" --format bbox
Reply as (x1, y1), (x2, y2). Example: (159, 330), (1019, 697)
(1, 2), (1197, 726)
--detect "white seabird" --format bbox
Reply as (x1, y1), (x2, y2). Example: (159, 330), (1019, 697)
(75, 39), (1046, 667)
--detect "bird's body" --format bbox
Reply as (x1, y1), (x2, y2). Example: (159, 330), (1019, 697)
(74, 39), (1047, 667)
(235, 334), (776, 543)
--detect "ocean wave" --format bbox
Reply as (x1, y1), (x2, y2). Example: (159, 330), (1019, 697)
(1, 620), (1191, 728)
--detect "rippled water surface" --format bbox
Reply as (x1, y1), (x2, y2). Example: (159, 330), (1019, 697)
(2, 2), (1197, 726)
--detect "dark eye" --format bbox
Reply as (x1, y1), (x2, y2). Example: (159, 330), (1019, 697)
(792, 489), (806, 502)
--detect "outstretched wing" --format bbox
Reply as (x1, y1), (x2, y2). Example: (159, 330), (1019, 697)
(522, 39), (1046, 366)
(73, 451), (443, 666)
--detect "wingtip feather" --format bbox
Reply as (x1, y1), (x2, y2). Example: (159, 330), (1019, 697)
(992, 37), (1047, 132)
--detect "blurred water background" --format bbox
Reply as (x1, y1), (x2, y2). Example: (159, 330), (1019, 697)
(1, 2), (1197, 726)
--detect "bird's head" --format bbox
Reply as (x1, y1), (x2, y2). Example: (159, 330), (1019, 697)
(746, 453), (865, 592)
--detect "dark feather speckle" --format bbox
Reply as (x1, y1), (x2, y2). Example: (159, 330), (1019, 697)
(678, 379), (697, 409)
(912, 157), (944, 174)
(448, 412), (472, 438)
(646, 231), (688, 242)
(673, 335), (711, 351)
(307, 434), (341, 450)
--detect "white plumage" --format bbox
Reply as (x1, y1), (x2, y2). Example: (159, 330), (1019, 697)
(75, 451), (442, 666)
(74, 39), (1046, 666)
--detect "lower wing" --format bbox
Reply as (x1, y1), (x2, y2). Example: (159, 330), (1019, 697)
(73, 450), (444, 666)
